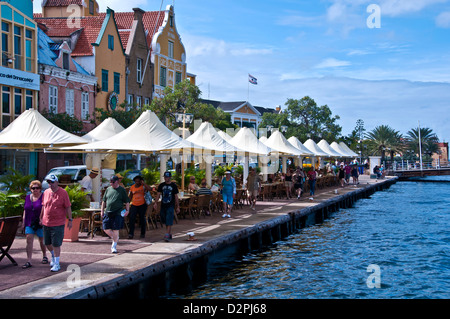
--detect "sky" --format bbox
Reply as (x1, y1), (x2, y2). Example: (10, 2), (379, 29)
(33, 0), (450, 143)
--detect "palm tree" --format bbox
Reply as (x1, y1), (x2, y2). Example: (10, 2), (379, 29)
(405, 127), (439, 160)
(365, 125), (403, 160)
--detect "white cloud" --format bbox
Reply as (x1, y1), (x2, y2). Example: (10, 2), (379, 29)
(314, 58), (351, 69)
(436, 11), (450, 27)
(379, 0), (448, 17)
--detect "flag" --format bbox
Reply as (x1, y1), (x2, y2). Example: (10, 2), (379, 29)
(248, 74), (258, 85)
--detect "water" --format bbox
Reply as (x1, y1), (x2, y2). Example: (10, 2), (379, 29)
(176, 177), (450, 299)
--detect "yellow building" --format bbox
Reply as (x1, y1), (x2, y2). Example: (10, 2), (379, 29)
(150, 5), (188, 98)
(35, 5), (126, 111)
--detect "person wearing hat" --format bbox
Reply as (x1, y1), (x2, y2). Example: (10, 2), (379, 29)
(221, 171), (236, 218)
(79, 167), (99, 201)
(154, 171), (179, 242)
(101, 175), (130, 253)
(128, 175), (151, 239)
(40, 174), (72, 272)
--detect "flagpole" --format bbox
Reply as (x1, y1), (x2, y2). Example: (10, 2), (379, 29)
(247, 78), (249, 102)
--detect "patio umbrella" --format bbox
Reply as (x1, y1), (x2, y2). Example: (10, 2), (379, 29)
(0, 109), (87, 150)
(338, 142), (359, 157)
(318, 139), (346, 157)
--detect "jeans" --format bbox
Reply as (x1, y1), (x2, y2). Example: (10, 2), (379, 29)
(128, 204), (147, 236)
(309, 180), (316, 196)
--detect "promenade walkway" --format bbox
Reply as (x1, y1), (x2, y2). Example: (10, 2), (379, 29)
(0, 175), (394, 299)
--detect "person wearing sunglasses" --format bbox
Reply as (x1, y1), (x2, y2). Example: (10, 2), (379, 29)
(21, 180), (48, 269)
(40, 174), (72, 272)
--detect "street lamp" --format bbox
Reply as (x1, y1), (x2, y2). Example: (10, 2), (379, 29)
(172, 105), (194, 191)
(280, 125), (288, 133)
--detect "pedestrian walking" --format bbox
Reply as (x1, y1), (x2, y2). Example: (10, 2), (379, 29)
(221, 171), (236, 218)
(154, 171), (180, 242)
(101, 175), (130, 253)
(128, 175), (151, 239)
(246, 167), (261, 211)
(307, 167), (317, 200)
(40, 174), (72, 272)
(293, 167), (305, 199)
(338, 164), (345, 187)
(22, 180), (47, 269)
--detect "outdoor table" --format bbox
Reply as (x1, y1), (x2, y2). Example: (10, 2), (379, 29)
(80, 208), (102, 238)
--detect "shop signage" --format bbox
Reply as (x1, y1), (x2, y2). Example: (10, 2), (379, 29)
(0, 66), (40, 91)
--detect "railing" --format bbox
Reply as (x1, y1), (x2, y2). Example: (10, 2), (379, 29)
(385, 160), (450, 172)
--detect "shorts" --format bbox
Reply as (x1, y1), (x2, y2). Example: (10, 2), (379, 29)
(43, 225), (65, 247)
(25, 226), (44, 238)
(222, 192), (234, 206)
(160, 205), (174, 226)
(247, 189), (258, 198)
(102, 212), (124, 230)
(284, 181), (293, 188)
(294, 183), (303, 190)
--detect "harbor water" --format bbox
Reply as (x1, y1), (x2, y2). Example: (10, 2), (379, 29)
(176, 177), (450, 299)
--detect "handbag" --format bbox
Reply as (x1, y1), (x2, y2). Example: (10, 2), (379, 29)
(145, 191), (152, 205)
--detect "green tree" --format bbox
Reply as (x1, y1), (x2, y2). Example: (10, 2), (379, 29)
(284, 96), (342, 142)
(405, 127), (439, 160)
(42, 109), (83, 134)
(94, 102), (143, 129)
(365, 125), (403, 160)
(147, 80), (235, 131)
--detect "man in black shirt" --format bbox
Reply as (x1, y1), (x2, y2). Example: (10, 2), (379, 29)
(154, 171), (180, 242)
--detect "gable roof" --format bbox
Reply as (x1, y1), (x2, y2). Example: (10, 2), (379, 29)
(35, 9), (165, 57)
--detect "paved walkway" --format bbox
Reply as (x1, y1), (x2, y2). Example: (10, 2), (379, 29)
(0, 175), (391, 298)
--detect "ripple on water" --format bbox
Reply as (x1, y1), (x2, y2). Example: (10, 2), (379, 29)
(177, 180), (450, 299)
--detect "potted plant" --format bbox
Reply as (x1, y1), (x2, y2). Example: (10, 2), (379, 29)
(63, 184), (89, 242)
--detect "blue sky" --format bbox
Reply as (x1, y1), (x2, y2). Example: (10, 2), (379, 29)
(34, 0), (450, 143)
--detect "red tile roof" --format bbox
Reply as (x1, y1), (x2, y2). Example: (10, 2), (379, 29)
(34, 10), (165, 56)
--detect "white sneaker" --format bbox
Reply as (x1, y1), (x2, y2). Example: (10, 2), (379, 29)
(50, 258), (55, 267)
(222, 213), (227, 218)
(227, 214), (231, 218)
(50, 263), (60, 272)
(111, 247), (118, 253)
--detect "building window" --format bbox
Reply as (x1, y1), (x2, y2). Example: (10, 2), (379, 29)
(114, 72), (120, 94)
(168, 41), (174, 59)
(49, 85), (58, 113)
(175, 72), (182, 85)
(25, 90), (33, 110)
(65, 89), (74, 116)
(108, 35), (114, 51)
(62, 52), (70, 70)
(14, 25), (22, 70)
(170, 15), (174, 27)
(14, 88), (22, 117)
(160, 66), (166, 87)
(25, 29), (33, 72)
(89, 0), (94, 15)
(136, 96), (142, 108)
(136, 58), (142, 83)
(144, 97), (150, 106)
(81, 92), (89, 120)
(2, 86), (10, 129)
(101, 69), (108, 92)
(1, 22), (9, 67)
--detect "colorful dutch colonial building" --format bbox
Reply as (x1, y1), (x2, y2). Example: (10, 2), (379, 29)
(0, 0), (40, 176)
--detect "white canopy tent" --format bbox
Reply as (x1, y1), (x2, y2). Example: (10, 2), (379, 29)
(338, 142), (359, 157)
(217, 130), (233, 142)
(303, 139), (329, 168)
(318, 139), (347, 157)
(187, 122), (246, 186)
(330, 142), (356, 158)
(0, 109), (87, 150)
(82, 117), (125, 142)
(287, 136), (314, 168)
(229, 127), (272, 184)
(81, 118), (125, 201)
(261, 130), (305, 173)
(59, 110), (200, 153)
